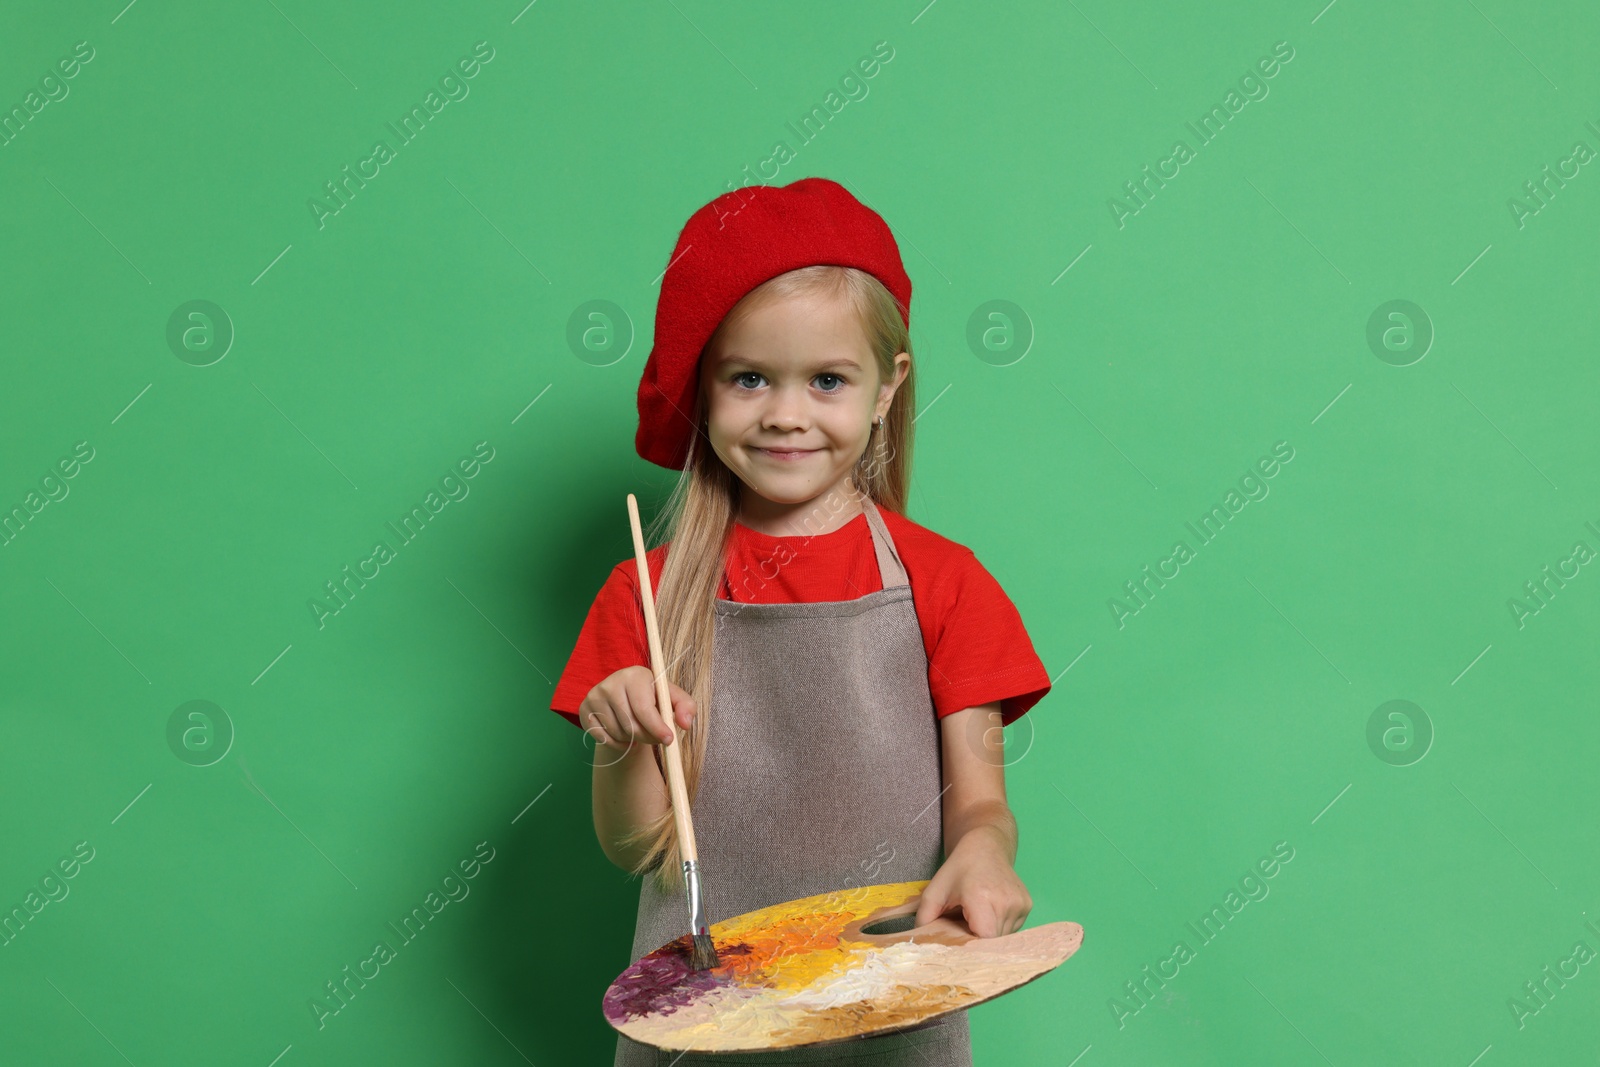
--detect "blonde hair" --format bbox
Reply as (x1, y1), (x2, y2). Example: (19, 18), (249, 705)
(622, 264), (916, 891)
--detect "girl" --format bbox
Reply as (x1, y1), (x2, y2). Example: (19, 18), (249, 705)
(551, 177), (1052, 1065)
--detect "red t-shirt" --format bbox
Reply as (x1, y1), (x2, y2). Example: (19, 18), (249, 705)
(549, 505), (1051, 728)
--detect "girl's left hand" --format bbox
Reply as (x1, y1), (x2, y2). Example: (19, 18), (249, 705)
(912, 829), (1033, 938)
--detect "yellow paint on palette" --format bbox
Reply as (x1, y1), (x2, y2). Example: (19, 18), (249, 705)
(604, 880), (1083, 1053)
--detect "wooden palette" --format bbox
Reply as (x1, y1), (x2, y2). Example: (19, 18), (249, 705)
(604, 880), (1083, 1053)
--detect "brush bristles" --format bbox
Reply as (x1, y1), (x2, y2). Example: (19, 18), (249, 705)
(689, 932), (721, 971)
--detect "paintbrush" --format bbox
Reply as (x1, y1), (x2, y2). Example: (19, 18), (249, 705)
(626, 493), (720, 971)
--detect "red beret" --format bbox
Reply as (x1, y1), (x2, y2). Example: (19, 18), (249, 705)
(635, 176), (913, 470)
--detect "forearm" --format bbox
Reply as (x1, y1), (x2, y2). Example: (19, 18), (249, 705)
(944, 797), (1018, 863)
(592, 743), (670, 870)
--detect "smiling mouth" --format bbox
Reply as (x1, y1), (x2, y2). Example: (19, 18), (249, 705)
(752, 447), (817, 461)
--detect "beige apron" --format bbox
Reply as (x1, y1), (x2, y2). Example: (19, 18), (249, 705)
(614, 497), (971, 1065)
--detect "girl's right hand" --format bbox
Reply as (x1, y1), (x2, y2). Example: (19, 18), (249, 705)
(579, 666), (696, 752)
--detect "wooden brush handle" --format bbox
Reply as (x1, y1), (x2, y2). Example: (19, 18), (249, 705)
(626, 493), (699, 864)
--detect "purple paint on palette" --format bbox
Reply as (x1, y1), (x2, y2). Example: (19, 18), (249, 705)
(603, 936), (751, 1023)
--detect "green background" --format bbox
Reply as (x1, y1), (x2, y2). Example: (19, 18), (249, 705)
(3, 0), (1597, 1063)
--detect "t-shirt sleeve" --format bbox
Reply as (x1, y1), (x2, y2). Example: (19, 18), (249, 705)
(550, 558), (653, 729)
(924, 548), (1051, 726)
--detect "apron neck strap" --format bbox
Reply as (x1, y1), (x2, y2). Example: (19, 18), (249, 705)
(859, 497), (909, 590)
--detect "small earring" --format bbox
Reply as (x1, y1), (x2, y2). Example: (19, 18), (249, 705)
(875, 415), (884, 428)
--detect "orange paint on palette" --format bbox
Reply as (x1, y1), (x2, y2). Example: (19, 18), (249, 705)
(604, 881), (1083, 1054)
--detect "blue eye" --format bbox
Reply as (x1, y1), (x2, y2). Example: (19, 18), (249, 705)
(729, 371), (845, 391)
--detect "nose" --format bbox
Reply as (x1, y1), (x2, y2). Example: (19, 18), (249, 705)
(760, 383), (810, 432)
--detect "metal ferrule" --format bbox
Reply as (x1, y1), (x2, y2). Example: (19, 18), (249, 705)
(682, 859), (709, 934)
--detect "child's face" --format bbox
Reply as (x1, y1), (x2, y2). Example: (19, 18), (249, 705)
(701, 286), (907, 525)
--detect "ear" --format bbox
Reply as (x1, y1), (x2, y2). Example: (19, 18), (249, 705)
(876, 351), (910, 416)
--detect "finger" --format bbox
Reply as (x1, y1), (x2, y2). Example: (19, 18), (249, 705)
(639, 679), (676, 742)
(601, 708), (639, 751)
(583, 708), (625, 751)
(670, 684), (697, 731)
(913, 887), (947, 929)
(601, 687), (649, 748)
(618, 681), (670, 744)
(966, 899), (998, 939)
(960, 892), (998, 938)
